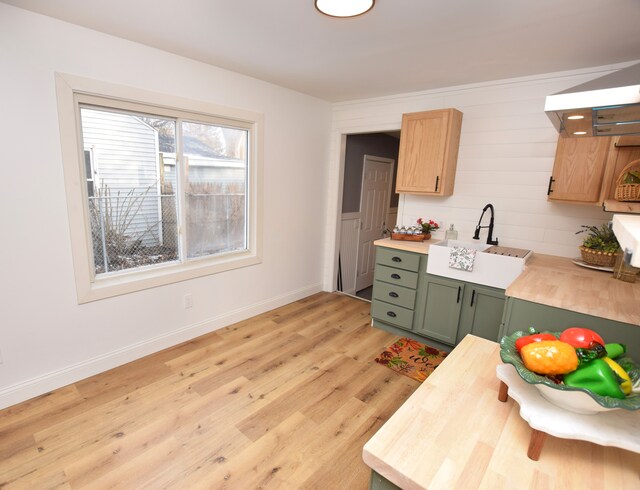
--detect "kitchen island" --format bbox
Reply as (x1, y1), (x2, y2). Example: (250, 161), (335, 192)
(363, 335), (640, 489)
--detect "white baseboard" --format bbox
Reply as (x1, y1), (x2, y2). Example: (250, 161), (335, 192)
(0, 283), (323, 410)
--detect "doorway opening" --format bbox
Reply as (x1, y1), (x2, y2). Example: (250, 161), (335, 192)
(337, 132), (400, 301)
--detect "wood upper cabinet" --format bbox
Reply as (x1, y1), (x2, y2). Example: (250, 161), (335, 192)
(395, 109), (463, 196)
(600, 136), (640, 212)
(547, 135), (612, 202)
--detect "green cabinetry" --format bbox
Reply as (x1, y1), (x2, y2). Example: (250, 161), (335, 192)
(371, 247), (423, 334)
(500, 297), (640, 359)
(417, 275), (464, 344)
(458, 283), (506, 342)
(416, 274), (505, 346)
(369, 470), (401, 490)
(370, 246), (506, 348)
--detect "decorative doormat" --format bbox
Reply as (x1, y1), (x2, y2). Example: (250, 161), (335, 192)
(374, 337), (448, 382)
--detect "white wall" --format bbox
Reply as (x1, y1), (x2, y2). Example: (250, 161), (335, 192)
(324, 62), (638, 289)
(0, 4), (332, 409)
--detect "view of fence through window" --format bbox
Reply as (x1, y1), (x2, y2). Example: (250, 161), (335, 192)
(80, 106), (248, 276)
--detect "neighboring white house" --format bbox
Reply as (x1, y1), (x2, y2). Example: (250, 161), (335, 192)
(81, 108), (164, 250)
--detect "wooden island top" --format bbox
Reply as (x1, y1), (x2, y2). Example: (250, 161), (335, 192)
(362, 335), (640, 489)
(374, 239), (640, 326)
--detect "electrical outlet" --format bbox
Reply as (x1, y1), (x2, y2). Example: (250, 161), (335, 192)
(184, 294), (193, 309)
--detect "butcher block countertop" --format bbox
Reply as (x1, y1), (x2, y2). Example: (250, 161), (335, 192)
(506, 254), (640, 326)
(362, 335), (640, 490)
(374, 239), (639, 326)
(373, 237), (441, 254)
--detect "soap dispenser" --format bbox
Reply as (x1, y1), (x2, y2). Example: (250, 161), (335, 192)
(445, 224), (458, 240)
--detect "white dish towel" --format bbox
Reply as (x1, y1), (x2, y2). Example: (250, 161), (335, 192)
(449, 246), (477, 272)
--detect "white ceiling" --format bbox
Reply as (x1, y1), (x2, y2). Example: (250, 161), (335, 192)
(3, 0), (640, 101)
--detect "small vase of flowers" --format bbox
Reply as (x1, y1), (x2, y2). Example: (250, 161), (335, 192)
(417, 218), (440, 239)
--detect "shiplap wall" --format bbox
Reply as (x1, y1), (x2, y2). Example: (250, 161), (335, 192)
(324, 62), (639, 289)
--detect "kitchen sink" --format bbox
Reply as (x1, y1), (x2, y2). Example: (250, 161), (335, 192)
(426, 239), (533, 289)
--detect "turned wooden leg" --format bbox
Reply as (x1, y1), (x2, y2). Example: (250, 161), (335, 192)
(498, 381), (509, 402)
(527, 429), (547, 461)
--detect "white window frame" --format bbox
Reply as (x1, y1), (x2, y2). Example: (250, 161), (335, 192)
(56, 73), (263, 303)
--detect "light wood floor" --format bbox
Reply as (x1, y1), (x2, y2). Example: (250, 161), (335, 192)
(0, 292), (418, 489)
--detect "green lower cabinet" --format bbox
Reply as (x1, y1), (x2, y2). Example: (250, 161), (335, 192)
(416, 274), (506, 345)
(369, 470), (402, 490)
(416, 275), (465, 345)
(371, 247), (507, 348)
(457, 283), (506, 343)
(500, 297), (640, 359)
(370, 250), (427, 335)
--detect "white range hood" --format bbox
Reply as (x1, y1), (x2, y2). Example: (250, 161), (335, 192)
(545, 63), (640, 137)
(612, 215), (640, 268)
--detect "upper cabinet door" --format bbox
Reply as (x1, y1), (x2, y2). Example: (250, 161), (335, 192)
(547, 136), (612, 203)
(396, 109), (463, 196)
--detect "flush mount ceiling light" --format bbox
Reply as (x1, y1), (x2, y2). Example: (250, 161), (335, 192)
(315, 0), (375, 18)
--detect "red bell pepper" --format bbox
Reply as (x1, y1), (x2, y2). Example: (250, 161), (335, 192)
(559, 327), (604, 349)
(515, 331), (557, 353)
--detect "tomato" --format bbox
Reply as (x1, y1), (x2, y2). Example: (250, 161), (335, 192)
(559, 327), (604, 349)
(515, 333), (557, 353)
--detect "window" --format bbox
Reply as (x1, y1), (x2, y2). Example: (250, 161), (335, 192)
(56, 74), (263, 303)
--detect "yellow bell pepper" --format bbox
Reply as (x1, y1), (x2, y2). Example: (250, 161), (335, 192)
(603, 357), (632, 395)
(520, 340), (578, 375)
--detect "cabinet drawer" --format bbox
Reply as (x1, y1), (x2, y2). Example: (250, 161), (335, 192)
(371, 300), (415, 331)
(376, 247), (421, 272)
(373, 281), (416, 310)
(374, 264), (419, 289)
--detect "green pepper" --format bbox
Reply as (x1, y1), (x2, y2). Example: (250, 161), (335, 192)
(604, 343), (626, 359)
(563, 358), (625, 399)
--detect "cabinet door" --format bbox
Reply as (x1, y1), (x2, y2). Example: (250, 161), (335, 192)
(458, 285), (505, 343)
(396, 109), (462, 196)
(600, 138), (640, 210)
(547, 136), (611, 202)
(417, 275), (464, 345)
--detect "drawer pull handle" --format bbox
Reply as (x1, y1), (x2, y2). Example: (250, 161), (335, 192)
(470, 290), (476, 307)
(457, 286), (461, 303)
(391, 273), (401, 279)
(387, 311), (397, 318)
(392, 256), (402, 262)
(389, 292), (399, 298)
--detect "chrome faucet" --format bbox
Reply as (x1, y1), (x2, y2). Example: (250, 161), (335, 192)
(473, 204), (499, 245)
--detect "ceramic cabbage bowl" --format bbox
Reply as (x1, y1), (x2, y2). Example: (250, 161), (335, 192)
(500, 330), (640, 414)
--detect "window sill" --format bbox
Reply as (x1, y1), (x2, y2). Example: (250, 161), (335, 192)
(79, 251), (261, 303)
